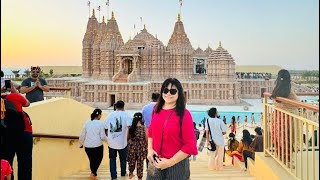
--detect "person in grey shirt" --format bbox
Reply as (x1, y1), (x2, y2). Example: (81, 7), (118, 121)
(20, 66), (50, 103)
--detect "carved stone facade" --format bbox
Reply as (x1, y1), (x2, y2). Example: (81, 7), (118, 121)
(47, 12), (274, 109)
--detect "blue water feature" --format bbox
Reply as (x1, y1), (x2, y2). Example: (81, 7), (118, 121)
(298, 96), (319, 102)
(190, 110), (262, 125)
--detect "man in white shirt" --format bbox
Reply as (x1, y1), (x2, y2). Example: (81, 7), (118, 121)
(104, 100), (132, 180)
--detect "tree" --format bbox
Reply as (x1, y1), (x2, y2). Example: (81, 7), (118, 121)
(24, 69), (30, 77)
(49, 69), (54, 77)
(12, 70), (20, 78)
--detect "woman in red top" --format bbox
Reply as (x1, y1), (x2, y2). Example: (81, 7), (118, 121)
(229, 116), (236, 134)
(4, 83), (32, 180)
(147, 78), (198, 180)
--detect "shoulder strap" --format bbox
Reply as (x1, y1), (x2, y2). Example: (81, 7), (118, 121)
(159, 110), (174, 157)
(207, 118), (215, 143)
(180, 115), (183, 138)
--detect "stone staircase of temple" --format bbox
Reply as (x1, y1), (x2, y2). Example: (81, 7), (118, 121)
(60, 150), (255, 180)
(114, 74), (128, 83)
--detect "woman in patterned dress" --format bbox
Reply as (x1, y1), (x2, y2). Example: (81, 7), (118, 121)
(127, 112), (148, 180)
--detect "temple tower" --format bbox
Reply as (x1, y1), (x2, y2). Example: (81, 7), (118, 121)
(167, 14), (194, 80)
(92, 16), (107, 78)
(99, 11), (124, 80)
(82, 9), (99, 78)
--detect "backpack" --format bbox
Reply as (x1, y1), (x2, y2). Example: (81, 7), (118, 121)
(195, 128), (200, 140)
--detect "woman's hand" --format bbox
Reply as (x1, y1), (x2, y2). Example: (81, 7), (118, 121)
(147, 150), (156, 164)
(154, 157), (173, 170)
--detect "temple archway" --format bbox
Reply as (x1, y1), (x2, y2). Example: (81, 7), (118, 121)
(123, 58), (133, 74)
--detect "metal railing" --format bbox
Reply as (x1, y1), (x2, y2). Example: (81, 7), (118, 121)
(263, 92), (319, 180)
(32, 133), (79, 145)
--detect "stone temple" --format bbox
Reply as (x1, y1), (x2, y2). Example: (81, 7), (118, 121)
(47, 11), (274, 109)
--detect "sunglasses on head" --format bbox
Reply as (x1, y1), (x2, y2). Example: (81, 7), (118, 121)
(163, 88), (178, 95)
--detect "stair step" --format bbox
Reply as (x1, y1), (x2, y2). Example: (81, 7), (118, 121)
(61, 151), (256, 180)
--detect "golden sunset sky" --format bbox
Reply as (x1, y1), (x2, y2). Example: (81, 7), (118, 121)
(1, 0), (319, 70)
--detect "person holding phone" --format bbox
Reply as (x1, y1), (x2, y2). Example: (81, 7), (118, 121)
(20, 66), (49, 103)
(4, 81), (32, 180)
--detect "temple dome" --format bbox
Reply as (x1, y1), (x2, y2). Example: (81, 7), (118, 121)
(194, 47), (205, 56)
(133, 26), (161, 47)
(208, 42), (234, 61)
(204, 46), (213, 56)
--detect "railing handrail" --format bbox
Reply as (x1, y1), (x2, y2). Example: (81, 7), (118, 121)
(296, 92), (319, 96)
(49, 87), (72, 91)
(263, 92), (319, 113)
(33, 133), (79, 140)
(263, 92), (319, 180)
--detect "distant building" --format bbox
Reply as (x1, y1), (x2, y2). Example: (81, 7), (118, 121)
(47, 11), (274, 109)
(2, 69), (15, 79)
(40, 66), (82, 76)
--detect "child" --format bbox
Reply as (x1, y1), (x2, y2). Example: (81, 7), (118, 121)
(127, 112), (147, 180)
(237, 116), (240, 126)
(251, 113), (255, 125)
(244, 116), (248, 127)
(1, 159), (12, 180)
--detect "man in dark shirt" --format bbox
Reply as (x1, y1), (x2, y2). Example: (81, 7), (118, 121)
(243, 127), (263, 169)
(20, 66), (50, 103)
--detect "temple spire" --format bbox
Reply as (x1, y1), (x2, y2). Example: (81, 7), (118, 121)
(144, 24), (146, 30)
(102, 16), (105, 23)
(92, 9), (95, 17)
(111, 11), (115, 20)
(178, 13), (181, 22)
(219, 41), (222, 48)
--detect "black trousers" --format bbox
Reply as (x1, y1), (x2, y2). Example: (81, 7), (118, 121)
(85, 145), (104, 176)
(147, 157), (190, 180)
(4, 132), (33, 180)
(243, 150), (255, 169)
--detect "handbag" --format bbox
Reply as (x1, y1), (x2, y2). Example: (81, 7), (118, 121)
(147, 160), (161, 176)
(147, 110), (174, 177)
(207, 119), (217, 151)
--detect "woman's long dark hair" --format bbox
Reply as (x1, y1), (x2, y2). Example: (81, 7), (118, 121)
(129, 112), (143, 138)
(154, 78), (186, 120)
(229, 133), (236, 143)
(241, 129), (252, 147)
(90, 108), (102, 120)
(231, 116), (236, 125)
(271, 69), (291, 99)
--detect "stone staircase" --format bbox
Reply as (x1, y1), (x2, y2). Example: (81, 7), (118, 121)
(60, 150), (255, 180)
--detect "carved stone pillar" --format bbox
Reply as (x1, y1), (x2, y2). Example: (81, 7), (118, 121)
(94, 85), (99, 102)
(129, 86), (133, 103)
